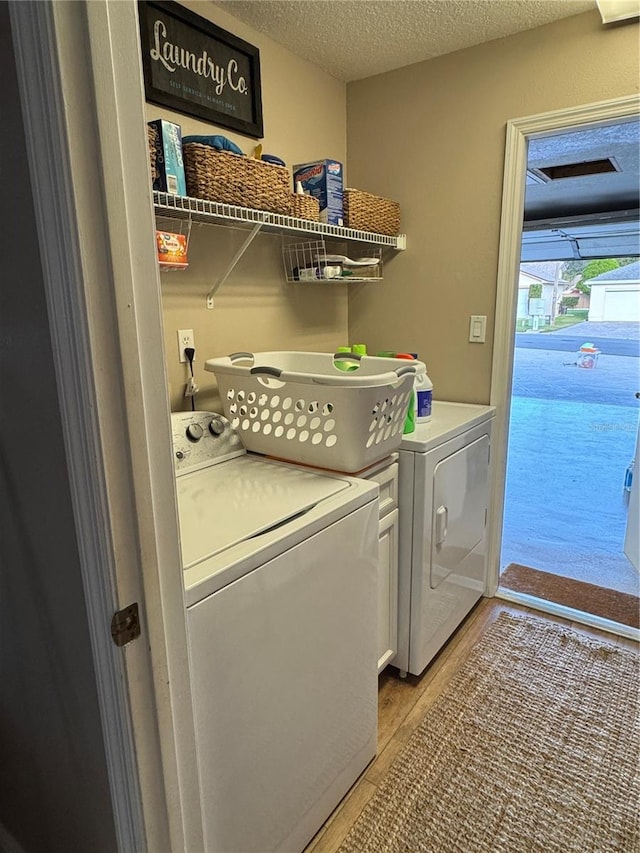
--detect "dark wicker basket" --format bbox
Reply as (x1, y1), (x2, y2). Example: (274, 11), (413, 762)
(289, 194), (320, 221)
(343, 188), (400, 236)
(183, 143), (291, 214)
(147, 124), (159, 183)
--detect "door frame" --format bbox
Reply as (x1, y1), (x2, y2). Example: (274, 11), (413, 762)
(8, 1), (203, 849)
(487, 94), (640, 633)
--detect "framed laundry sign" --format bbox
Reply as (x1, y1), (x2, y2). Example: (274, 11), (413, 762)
(138, 1), (264, 138)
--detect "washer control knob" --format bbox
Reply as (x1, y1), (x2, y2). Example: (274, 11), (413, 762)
(186, 423), (204, 442)
(209, 418), (225, 436)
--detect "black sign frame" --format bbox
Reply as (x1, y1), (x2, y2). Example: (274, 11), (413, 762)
(138, 1), (264, 139)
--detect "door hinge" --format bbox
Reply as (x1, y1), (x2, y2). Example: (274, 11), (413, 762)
(111, 602), (141, 647)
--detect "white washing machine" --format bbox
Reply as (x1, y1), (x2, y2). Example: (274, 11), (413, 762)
(171, 412), (379, 853)
(396, 401), (495, 677)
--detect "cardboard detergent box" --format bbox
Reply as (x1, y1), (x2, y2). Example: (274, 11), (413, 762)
(156, 231), (188, 269)
(292, 160), (343, 225)
(148, 119), (186, 196)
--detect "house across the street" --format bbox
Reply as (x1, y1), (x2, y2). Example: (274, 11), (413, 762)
(518, 262), (564, 328)
(587, 261), (640, 322)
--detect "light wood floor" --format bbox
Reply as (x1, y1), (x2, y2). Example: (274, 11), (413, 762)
(304, 597), (639, 853)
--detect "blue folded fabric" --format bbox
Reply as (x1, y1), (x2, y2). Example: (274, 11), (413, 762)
(182, 135), (244, 156)
(261, 153), (286, 166)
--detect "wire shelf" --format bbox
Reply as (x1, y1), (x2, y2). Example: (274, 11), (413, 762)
(153, 191), (406, 249)
(282, 240), (383, 283)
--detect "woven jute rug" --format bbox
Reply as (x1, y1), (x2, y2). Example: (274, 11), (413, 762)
(500, 563), (640, 629)
(339, 613), (640, 853)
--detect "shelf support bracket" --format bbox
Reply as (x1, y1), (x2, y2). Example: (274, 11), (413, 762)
(207, 223), (263, 308)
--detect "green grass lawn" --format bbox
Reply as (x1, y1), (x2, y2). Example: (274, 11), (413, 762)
(539, 315), (587, 332)
(517, 310), (589, 333)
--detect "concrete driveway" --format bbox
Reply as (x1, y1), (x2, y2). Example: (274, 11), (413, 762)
(548, 320), (640, 340)
(511, 335), (640, 406)
(501, 322), (640, 595)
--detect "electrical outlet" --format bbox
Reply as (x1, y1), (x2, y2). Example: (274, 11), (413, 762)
(177, 329), (195, 363)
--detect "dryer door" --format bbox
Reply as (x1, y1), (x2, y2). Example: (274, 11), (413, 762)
(431, 435), (489, 589)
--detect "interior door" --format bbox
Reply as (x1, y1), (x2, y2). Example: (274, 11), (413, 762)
(624, 399), (640, 571)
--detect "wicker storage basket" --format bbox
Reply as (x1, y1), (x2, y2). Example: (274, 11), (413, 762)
(289, 194), (320, 221)
(183, 143), (291, 214)
(343, 188), (400, 236)
(205, 351), (425, 472)
(147, 124), (159, 183)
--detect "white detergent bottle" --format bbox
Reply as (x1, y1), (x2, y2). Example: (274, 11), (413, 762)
(415, 368), (433, 422)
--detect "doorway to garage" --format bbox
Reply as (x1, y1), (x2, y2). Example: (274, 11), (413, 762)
(499, 259), (640, 626)
(496, 117), (640, 629)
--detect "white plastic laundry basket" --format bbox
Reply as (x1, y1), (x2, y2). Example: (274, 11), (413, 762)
(205, 351), (426, 472)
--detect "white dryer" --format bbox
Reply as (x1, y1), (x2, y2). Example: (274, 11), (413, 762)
(171, 412), (379, 853)
(396, 402), (495, 676)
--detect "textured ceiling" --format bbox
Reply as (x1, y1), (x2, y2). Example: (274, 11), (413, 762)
(215, 0), (595, 82)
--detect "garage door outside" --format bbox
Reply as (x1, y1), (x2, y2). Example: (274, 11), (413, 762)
(589, 284), (640, 322)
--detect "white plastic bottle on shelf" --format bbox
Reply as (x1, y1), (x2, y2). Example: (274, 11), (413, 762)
(415, 368), (433, 423)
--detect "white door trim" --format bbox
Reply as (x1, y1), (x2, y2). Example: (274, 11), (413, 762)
(498, 589), (640, 641)
(9, 2), (203, 850)
(487, 94), (640, 594)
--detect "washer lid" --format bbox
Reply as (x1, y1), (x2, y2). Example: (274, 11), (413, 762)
(176, 455), (350, 568)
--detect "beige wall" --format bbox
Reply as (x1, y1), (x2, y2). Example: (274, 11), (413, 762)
(148, 1), (347, 410)
(346, 11), (640, 404)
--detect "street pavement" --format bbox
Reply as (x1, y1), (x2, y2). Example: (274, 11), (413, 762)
(516, 320), (640, 357)
(515, 334), (639, 357)
(502, 322), (640, 595)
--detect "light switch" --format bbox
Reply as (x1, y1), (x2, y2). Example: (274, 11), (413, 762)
(469, 315), (487, 343)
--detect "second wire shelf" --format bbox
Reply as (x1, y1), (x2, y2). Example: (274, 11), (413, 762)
(282, 240), (383, 283)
